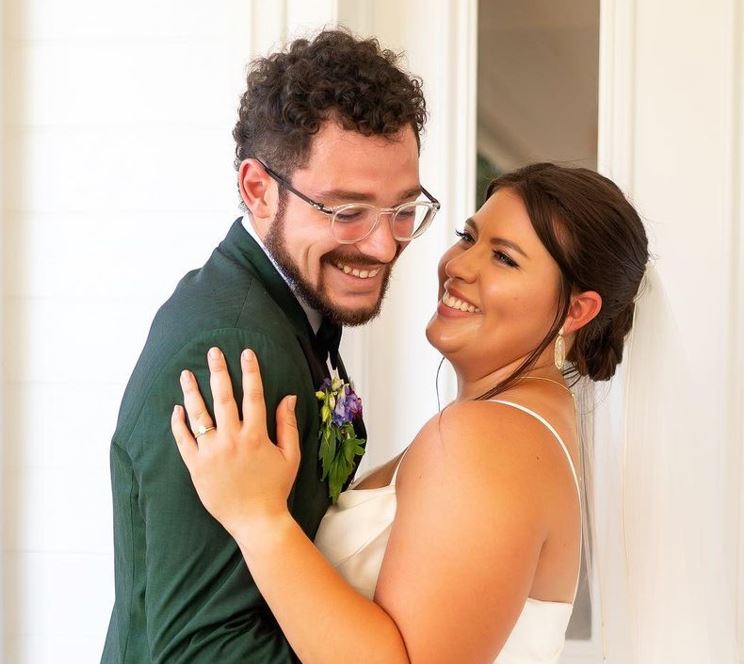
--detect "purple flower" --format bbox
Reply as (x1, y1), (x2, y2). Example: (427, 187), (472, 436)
(345, 391), (363, 419)
(331, 387), (346, 424)
(318, 377), (363, 426)
(332, 400), (347, 426)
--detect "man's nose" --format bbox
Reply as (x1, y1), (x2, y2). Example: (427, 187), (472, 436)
(355, 212), (400, 264)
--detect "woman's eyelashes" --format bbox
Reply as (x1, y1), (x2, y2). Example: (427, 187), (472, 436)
(454, 229), (519, 268)
(454, 229), (474, 243)
(494, 250), (518, 268)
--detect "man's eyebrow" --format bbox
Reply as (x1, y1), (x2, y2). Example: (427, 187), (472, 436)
(464, 217), (530, 259)
(318, 186), (422, 204)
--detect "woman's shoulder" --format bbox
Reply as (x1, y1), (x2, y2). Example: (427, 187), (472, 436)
(397, 399), (575, 513)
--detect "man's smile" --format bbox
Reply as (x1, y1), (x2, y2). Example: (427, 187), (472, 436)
(332, 260), (383, 279)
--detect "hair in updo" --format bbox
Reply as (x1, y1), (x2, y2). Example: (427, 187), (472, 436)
(479, 163), (649, 399)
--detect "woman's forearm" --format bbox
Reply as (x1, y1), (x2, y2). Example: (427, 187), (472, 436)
(233, 512), (410, 664)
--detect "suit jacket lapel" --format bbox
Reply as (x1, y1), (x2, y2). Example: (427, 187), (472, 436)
(218, 219), (331, 396)
(218, 220), (315, 341)
(219, 219), (367, 486)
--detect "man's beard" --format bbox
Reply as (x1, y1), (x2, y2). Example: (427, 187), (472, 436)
(264, 201), (397, 326)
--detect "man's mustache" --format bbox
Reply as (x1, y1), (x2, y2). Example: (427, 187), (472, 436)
(324, 247), (403, 268)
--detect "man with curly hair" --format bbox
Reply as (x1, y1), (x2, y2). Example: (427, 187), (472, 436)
(102, 29), (436, 663)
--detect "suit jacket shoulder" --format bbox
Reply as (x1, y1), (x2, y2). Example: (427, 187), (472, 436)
(103, 221), (326, 663)
(113, 221), (314, 444)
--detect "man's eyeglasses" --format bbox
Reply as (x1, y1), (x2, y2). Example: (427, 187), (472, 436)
(255, 158), (440, 244)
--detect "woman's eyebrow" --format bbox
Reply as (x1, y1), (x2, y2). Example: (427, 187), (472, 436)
(465, 217), (529, 259)
(492, 237), (529, 259)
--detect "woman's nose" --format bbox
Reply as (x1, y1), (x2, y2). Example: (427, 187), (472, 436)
(444, 245), (479, 283)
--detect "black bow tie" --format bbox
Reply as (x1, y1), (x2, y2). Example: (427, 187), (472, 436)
(315, 317), (342, 368)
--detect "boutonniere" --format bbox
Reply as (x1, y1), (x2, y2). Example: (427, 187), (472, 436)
(316, 375), (366, 503)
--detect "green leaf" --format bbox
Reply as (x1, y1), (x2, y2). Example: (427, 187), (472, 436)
(319, 434), (332, 480)
(342, 438), (356, 464)
(328, 454), (353, 503)
(322, 436), (366, 503)
(316, 384), (367, 502)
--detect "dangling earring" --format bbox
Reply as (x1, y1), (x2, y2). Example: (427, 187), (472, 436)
(554, 327), (566, 371)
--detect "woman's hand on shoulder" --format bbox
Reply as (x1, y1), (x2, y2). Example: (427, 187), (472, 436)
(171, 347), (301, 539)
(373, 400), (558, 663)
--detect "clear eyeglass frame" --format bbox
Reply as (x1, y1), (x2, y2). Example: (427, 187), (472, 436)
(255, 158), (441, 244)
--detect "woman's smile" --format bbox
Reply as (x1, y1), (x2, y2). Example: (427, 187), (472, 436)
(437, 285), (482, 318)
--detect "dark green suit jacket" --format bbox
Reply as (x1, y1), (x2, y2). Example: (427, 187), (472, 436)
(102, 219), (365, 663)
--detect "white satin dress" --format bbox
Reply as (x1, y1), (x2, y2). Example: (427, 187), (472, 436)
(314, 400), (581, 664)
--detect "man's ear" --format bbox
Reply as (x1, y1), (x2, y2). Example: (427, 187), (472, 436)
(562, 290), (603, 336)
(238, 159), (277, 226)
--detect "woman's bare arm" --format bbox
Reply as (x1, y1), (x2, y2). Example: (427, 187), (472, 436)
(173, 350), (568, 664)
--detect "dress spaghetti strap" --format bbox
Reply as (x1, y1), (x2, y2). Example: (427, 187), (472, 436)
(489, 399), (580, 499)
(390, 445), (411, 485)
(489, 398), (583, 603)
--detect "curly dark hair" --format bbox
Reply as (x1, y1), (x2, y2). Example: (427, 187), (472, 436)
(232, 28), (427, 181)
(477, 163), (649, 400)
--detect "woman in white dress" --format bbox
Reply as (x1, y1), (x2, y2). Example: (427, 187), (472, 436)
(171, 163), (648, 663)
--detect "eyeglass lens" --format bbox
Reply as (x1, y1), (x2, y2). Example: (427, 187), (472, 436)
(332, 203), (434, 243)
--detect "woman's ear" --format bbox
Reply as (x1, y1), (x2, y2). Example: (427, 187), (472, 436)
(238, 159), (278, 228)
(563, 291), (602, 336)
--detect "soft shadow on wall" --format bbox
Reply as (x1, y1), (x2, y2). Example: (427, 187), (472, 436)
(2, 0), (31, 658)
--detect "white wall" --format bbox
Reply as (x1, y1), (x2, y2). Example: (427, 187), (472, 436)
(1, 1), (742, 662)
(0, 1), (269, 660)
(630, 0), (741, 659)
(0, 1), (7, 658)
(594, 0), (743, 661)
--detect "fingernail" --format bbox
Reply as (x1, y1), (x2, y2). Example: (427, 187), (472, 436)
(288, 395), (297, 412)
(180, 370), (191, 384)
(242, 348), (254, 362)
(173, 404), (182, 415)
(208, 347), (222, 361)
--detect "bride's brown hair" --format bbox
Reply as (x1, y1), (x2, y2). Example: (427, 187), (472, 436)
(477, 163), (649, 400)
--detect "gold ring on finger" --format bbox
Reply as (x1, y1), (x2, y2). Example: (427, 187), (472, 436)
(195, 425), (216, 439)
